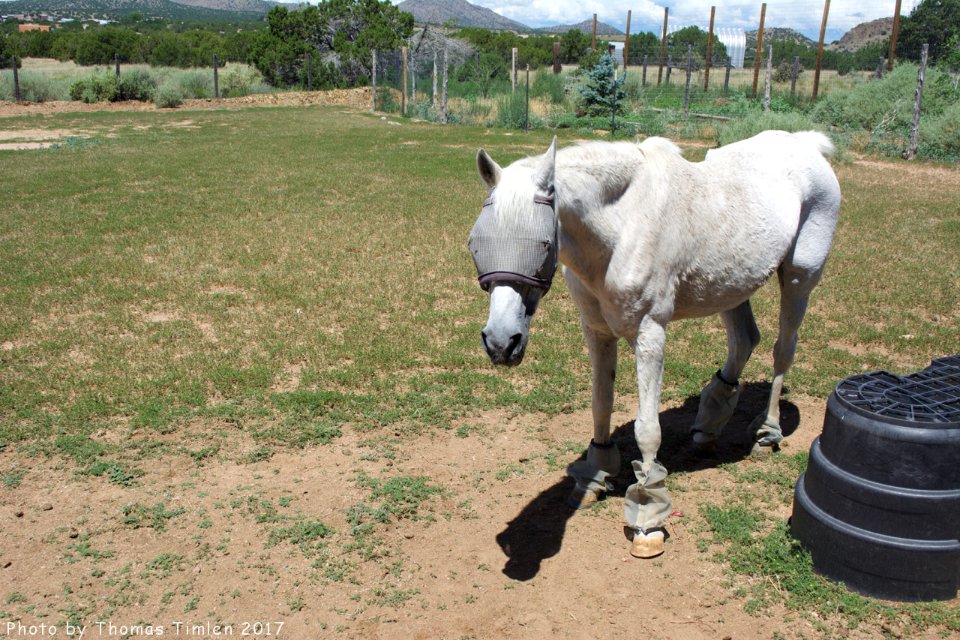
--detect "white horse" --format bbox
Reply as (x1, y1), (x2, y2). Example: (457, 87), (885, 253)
(468, 131), (840, 558)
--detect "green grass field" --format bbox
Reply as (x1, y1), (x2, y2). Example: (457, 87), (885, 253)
(1, 105), (958, 634)
(1, 105), (957, 464)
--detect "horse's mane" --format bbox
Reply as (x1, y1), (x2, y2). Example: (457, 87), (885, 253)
(492, 137), (684, 225)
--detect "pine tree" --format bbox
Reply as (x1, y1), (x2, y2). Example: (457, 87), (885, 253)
(579, 52), (626, 133)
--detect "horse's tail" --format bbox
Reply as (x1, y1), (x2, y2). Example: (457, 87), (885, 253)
(792, 131), (835, 158)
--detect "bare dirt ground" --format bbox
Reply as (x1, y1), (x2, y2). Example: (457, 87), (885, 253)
(4, 391), (951, 640)
(0, 386), (952, 640)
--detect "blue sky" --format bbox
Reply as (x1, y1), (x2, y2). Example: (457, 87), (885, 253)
(393, 0), (919, 42)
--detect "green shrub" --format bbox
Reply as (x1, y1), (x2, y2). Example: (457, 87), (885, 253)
(69, 72), (118, 103)
(0, 71), (70, 102)
(496, 90), (539, 129)
(154, 83), (184, 108)
(176, 70), (213, 99)
(811, 63), (959, 134)
(920, 99), (960, 157)
(715, 110), (823, 146)
(219, 65), (269, 98)
(115, 69), (156, 102)
(531, 71), (565, 104)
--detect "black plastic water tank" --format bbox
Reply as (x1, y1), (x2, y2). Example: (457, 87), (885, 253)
(791, 355), (960, 601)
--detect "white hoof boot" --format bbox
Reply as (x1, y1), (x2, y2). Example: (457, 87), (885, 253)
(630, 529), (665, 559)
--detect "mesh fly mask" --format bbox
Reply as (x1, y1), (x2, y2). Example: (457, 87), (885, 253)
(467, 193), (559, 292)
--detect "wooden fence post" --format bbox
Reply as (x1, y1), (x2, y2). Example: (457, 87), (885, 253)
(657, 7), (668, 85)
(790, 56), (799, 97)
(12, 55), (20, 104)
(410, 50), (416, 102)
(624, 10), (632, 68)
(524, 64), (530, 132)
(432, 50), (437, 108)
(876, 57), (884, 79)
(642, 55), (648, 86)
(763, 45), (772, 111)
(401, 46), (407, 115)
(724, 60), (731, 92)
(512, 47), (517, 92)
(115, 53), (120, 79)
(683, 45), (693, 118)
(372, 49), (377, 111)
(553, 42), (561, 74)
(665, 55), (672, 84)
(887, 0), (903, 72)
(812, 0), (830, 100)
(440, 48), (448, 124)
(906, 43), (928, 160)
(591, 14), (597, 51)
(704, 6), (715, 91)
(751, 2), (767, 98)
(213, 55), (219, 98)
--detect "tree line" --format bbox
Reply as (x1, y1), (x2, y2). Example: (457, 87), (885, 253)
(2, 0), (956, 87)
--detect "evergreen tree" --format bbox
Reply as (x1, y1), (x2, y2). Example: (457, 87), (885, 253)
(579, 52), (626, 133)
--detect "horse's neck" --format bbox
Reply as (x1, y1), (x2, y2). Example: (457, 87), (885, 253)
(554, 145), (654, 278)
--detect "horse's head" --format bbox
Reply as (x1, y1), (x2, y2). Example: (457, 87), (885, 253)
(468, 139), (558, 367)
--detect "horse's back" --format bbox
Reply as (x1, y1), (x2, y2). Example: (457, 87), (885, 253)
(667, 131), (840, 318)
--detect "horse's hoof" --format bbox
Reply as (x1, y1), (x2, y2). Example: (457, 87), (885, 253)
(566, 486), (600, 510)
(749, 441), (781, 456)
(690, 433), (718, 457)
(629, 530), (665, 559)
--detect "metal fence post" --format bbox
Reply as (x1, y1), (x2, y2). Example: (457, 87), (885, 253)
(213, 55), (219, 98)
(683, 44), (693, 118)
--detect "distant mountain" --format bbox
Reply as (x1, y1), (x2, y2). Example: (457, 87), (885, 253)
(831, 17), (894, 52)
(541, 19), (623, 37)
(396, 0), (529, 31)
(169, 0), (272, 13)
(0, 0), (272, 21)
(746, 27), (815, 49)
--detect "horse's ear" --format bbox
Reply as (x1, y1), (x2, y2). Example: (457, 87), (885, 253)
(534, 137), (557, 193)
(477, 148), (502, 189)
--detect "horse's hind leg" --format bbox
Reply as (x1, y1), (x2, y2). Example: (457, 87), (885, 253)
(690, 300), (761, 448)
(748, 265), (820, 451)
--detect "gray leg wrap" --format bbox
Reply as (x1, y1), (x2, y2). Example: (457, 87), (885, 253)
(690, 373), (741, 444)
(624, 459), (672, 533)
(567, 441), (621, 498)
(749, 414), (784, 447)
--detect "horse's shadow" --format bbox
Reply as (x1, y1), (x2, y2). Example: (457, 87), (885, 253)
(495, 382), (800, 581)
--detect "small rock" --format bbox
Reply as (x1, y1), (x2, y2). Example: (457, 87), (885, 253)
(403, 532), (415, 539)
(193, 565), (202, 574)
(68, 528), (79, 539)
(40, 503), (53, 511)
(15, 510), (24, 518)
(2, 560), (11, 568)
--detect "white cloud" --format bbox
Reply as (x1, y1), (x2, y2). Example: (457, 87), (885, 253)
(395, 0), (919, 42)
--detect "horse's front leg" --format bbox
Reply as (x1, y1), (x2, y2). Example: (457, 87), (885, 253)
(625, 316), (672, 558)
(567, 325), (621, 508)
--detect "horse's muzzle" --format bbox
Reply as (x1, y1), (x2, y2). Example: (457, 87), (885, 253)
(481, 330), (526, 367)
